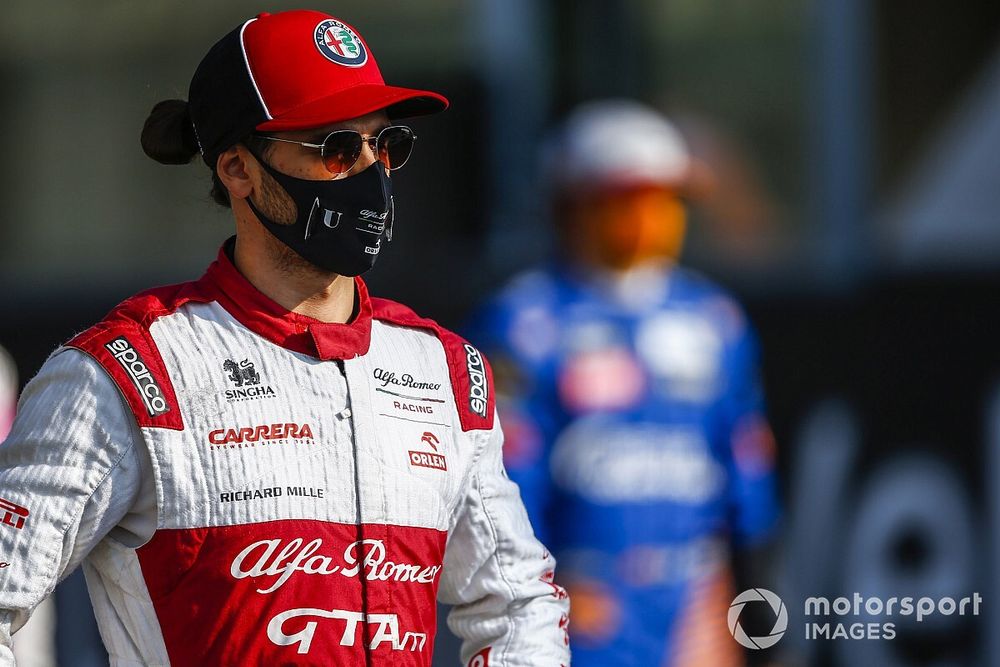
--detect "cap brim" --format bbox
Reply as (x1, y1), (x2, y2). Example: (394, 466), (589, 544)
(256, 83), (448, 132)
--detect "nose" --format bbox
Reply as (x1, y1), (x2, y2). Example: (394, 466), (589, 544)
(348, 137), (380, 176)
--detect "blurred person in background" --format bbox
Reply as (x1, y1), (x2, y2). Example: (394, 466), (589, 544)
(467, 100), (781, 666)
(0, 10), (569, 666)
(0, 346), (14, 441)
(1, 347), (56, 667)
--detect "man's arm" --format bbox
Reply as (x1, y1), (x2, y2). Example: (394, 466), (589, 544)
(0, 349), (152, 666)
(438, 418), (570, 667)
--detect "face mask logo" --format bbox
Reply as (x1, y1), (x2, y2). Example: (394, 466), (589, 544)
(246, 158), (394, 276)
(307, 202), (343, 235)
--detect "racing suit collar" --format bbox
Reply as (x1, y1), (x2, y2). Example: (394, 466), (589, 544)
(198, 239), (373, 360)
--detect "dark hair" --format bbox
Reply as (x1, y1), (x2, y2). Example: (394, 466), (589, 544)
(140, 98), (271, 208)
(141, 99), (199, 164)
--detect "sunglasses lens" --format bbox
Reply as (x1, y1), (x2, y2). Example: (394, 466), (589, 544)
(321, 131), (363, 174)
(377, 127), (415, 170)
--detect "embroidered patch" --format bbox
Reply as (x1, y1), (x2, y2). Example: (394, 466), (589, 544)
(314, 19), (368, 67)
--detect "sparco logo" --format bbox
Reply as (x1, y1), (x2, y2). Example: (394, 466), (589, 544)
(373, 368), (442, 391)
(464, 344), (488, 418)
(105, 337), (169, 416)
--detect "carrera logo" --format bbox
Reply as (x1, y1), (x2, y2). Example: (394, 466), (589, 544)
(105, 337), (170, 416)
(207, 423), (314, 450)
(0, 497), (28, 531)
(464, 344), (489, 418)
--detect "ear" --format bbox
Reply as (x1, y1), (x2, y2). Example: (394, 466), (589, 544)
(215, 145), (254, 201)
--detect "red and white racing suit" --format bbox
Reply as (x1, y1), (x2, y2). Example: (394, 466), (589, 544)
(0, 243), (570, 666)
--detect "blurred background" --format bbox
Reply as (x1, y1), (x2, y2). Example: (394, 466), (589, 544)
(1, 1), (999, 666)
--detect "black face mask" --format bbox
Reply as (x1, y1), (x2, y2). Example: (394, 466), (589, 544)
(245, 158), (394, 276)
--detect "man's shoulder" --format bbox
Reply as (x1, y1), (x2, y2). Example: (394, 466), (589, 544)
(371, 297), (495, 433)
(61, 280), (206, 430)
(70, 281), (206, 348)
(370, 296), (472, 349)
(668, 266), (755, 344)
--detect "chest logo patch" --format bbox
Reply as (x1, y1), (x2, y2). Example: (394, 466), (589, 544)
(223, 358), (277, 402)
(208, 422), (315, 451)
(408, 431), (447, 471)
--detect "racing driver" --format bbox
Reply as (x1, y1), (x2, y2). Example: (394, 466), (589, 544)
(467, 101), (780, 666)
(0, 10), (569, 666)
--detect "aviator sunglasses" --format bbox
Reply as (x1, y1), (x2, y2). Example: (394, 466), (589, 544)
(253, 125), (417, 175)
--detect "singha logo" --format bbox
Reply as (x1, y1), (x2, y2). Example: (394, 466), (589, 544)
(224, 359), (261, 387)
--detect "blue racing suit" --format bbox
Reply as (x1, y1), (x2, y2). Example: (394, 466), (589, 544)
(466, 262), (780, 666)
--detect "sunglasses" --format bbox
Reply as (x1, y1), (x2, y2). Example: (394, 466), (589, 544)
(253, 125), (417, 175)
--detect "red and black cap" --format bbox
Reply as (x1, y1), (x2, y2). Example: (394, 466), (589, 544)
(188, 10), (448, 166)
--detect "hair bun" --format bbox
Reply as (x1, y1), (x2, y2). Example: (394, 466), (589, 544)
(140, 99), (200, 165)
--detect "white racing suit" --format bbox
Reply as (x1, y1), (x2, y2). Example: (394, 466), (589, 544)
(0, 244), (570, 666)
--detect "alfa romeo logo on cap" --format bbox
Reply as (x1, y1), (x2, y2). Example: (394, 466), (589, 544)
(315, 19), (368, 67)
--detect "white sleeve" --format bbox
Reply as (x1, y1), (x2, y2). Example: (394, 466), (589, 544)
(438, 416), (570, 667)
(0, 349), (154, 667)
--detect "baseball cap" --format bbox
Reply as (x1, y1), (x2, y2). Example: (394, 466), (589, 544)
(189, 10), (449, 165)
(545, 99), (694, 194)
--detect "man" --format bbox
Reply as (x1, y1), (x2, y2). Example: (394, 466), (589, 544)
(467, 100), (780, 666)
(0, 10), (569, 666)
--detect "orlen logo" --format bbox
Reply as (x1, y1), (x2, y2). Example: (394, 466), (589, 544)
(0, 497), (29, 531)
(105, 337), (169, 417)
(464, 344), (488, 418)
(208, 423), (314, 450)
(409, 432), (447, 471)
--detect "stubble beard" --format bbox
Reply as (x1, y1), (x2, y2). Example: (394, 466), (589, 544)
(254, 169), (341, 281)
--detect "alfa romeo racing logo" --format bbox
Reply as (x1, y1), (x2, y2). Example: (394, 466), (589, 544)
(314, 19), (368, 67)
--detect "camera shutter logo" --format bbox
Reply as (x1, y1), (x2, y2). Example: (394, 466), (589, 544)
(728, 588), (787, 649)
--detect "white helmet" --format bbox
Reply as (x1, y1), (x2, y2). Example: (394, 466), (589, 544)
(547, 99), (693, 193)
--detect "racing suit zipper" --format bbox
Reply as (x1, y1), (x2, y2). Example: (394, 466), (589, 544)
(337, 359), (373, 667)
